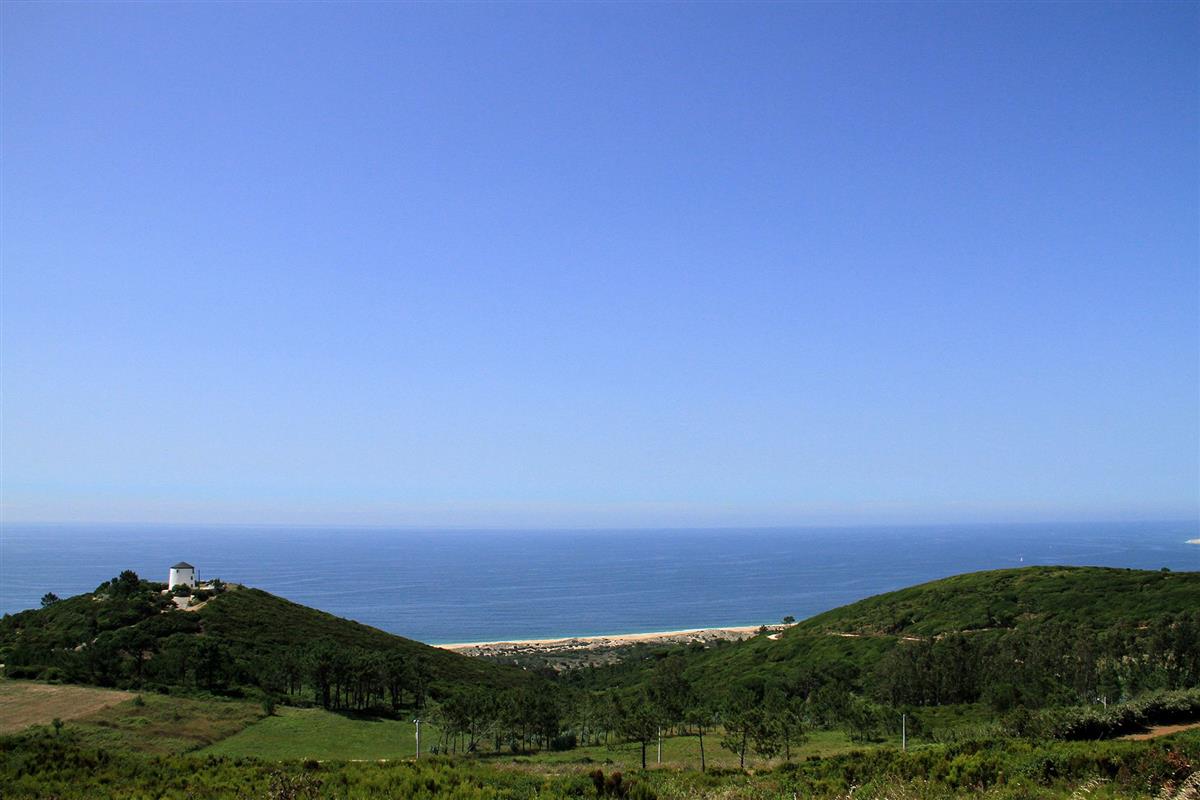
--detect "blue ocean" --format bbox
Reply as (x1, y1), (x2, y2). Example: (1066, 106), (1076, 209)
(1, 521), (1196, 644)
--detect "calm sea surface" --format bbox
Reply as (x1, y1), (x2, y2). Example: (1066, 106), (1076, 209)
(1, 522), (1196, 644)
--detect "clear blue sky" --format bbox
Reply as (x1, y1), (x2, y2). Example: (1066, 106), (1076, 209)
(2, 2), (1197, 528)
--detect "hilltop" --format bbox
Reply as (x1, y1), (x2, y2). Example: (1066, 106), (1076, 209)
(0, 571), (535, 704)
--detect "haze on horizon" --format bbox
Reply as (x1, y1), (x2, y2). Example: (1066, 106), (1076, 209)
(2, 3), (1197, 530)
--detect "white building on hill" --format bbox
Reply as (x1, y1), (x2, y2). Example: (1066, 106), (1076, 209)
(168, 562), (196, 589)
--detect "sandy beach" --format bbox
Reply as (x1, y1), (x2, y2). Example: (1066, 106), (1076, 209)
(436, 624), (779, 662)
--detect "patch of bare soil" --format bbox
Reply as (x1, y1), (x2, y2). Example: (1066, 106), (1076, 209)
(1121, 722), (1200, 740)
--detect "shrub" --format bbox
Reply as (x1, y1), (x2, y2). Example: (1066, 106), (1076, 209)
(266, 769), (322, 800)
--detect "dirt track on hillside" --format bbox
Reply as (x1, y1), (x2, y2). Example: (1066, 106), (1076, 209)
(1121, 722), (1200, 741)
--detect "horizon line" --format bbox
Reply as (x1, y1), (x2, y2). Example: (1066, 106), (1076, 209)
(2, 516), (1196, 533)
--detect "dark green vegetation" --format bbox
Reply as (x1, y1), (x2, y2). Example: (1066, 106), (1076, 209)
(2, 565), (1198, 798)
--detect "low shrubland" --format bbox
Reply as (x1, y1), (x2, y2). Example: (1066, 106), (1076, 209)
(2, 726), (1198, 799)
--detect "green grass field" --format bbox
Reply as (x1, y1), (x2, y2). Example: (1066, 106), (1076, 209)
(201, 706), (428, 761)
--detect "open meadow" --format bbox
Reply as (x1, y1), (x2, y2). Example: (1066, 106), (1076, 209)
(0, 680), (134, 734)
(202, 706), (425, 761)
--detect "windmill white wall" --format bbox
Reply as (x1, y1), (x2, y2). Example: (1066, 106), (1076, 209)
(168, 562), (196, 589)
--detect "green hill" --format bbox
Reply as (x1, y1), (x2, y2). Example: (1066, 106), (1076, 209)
(0, 571), (534, 704)
(577, 567), (1200, 712)
(788, 565), (1199, 636)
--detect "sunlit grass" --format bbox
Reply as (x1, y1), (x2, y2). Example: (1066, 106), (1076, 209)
(200, 706), (427, 761)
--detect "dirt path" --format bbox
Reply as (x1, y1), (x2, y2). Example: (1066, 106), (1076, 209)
(1121, 721), (1200, 741)
(827, 631), (925, 642)
(0, 681), (135, 734)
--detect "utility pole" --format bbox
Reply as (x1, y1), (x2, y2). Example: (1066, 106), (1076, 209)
(414, 718), (421, 760)
(901, 714), (906, 752)
(657, 728), (662, 764)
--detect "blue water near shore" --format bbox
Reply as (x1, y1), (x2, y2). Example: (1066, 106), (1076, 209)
(1, 521), (1196, 644)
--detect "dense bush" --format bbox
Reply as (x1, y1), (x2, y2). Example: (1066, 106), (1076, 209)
(1011, 690), (1200, 741)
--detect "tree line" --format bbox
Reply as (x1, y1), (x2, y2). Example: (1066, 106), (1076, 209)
(265, 642), (434, 712)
